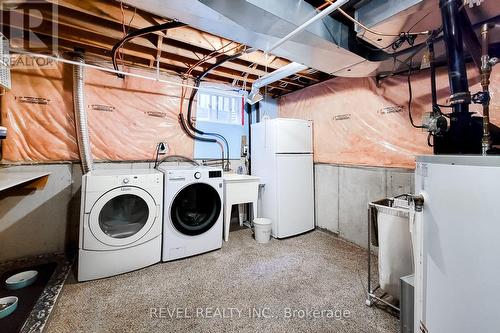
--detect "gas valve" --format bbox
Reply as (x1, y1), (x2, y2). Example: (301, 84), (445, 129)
(423, 111), (447, 136)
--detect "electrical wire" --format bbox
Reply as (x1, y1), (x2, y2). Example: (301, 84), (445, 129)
(376, 26), (443, 79)
(355, 34), (404, 52)
(407, 58), (425, 128)
(153, 143), (161, 169)
(328, 1), (435, 54)
(407, 10), (434, 33)
(111, 21), (186, 78)
(157, 155), (200, 166)
(437, 104), (454, 108)
(183, 50), (249, 168)
(179, 41), (238, 115)
(334, 6), (429, 37)
(118, 2), (137, 67)
(427, 132), (434, 147)
(177, 43), (243, 170)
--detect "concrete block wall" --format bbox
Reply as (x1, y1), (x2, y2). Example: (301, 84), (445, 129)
(314, 163), (414, 248)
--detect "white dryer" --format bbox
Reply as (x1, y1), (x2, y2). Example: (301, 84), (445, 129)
(78, 169), (163, 281)
(158, 165), (223, 261)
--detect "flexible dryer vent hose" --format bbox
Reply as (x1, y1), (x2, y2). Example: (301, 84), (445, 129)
(73, 55), (94, 174)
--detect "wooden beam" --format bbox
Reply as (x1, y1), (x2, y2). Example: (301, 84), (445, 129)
(3, 8), (298, 92)
(46, 0), (323, 82)
(9, 0), (316, 92)
(2, 22), (293, 94)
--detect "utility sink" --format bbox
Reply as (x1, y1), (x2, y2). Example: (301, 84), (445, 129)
(222, 173), (260, 183)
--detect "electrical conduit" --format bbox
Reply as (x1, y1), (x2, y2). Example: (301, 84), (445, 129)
(183, 50), (251, 171)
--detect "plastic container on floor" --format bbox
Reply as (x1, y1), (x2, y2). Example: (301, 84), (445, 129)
(253, 218), (272, 244)
(0, 296), (18, 319)
(5, 270), (38, 290)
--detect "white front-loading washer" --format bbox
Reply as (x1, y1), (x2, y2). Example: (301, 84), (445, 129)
(78, 169), (163, 281)
(158, 165), (223, 261)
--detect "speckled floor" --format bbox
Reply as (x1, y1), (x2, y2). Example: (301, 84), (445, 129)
(46, 229), (398, 333)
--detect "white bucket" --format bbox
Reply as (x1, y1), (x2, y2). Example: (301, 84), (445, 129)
(253, 218), (272, 244)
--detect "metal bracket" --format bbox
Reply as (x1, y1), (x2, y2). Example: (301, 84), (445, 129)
(472, 91), (490, 105)
(464, 0), (484, 8)
(448, 91), (471, 105)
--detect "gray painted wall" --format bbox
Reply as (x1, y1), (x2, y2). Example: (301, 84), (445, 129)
(0, 160), (243, 262)
(314, 163), (414, 248)
(0, 160), (414, 262)
(0, 164), (76, 261)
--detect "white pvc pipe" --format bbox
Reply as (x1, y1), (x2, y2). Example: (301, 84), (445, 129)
(410, 199), (424, 332)
(252, 62), (308, 90)
(265, 0), (349, 53)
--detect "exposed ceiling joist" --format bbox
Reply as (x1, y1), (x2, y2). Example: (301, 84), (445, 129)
(2, 0), (331, 97)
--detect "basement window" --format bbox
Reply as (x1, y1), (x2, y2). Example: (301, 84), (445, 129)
(194, 87), (244, 160)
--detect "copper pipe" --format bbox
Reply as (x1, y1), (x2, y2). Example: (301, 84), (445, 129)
(480, 23), (492, 155)
(316, 1), (331, 11)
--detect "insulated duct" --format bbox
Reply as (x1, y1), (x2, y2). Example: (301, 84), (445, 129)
(72, 55), (94, 174)
(123, 0), (499, 78)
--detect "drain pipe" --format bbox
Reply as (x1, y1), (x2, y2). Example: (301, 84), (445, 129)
(409, 194), (424, 333)
(72, 54), (94, 174)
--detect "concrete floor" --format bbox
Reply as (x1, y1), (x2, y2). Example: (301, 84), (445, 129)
(46, 229), (398, 333)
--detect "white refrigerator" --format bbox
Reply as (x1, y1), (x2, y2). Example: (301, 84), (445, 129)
(251, 118), (314, 238)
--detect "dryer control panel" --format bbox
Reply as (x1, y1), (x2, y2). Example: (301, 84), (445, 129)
(84, 169), (163, 192)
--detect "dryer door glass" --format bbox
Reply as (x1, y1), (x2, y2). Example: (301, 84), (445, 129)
(170, 183), (221, 236)
(99, 194), (149, 238)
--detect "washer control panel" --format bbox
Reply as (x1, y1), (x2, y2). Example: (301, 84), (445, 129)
(209, 170), (222, 178)
(165, 167), (223, 182)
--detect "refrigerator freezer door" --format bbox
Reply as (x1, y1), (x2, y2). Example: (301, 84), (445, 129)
(274, 154), (314, 238)
(273, 119), (312, 154)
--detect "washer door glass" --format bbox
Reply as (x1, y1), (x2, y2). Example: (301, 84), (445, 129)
(170, 183), (221, 236)
(99, 194), (149, 239)
(89, 187), (157, 247)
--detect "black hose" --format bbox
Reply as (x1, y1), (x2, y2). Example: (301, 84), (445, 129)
(186, 51), (246, 133)
(407, 58), (425, 129)
(111, 21), (186, 78)
(178, 113), (216, 143)
(184, 50), (246, 164)
(427, 132), (434, 147)
(178, 114), (225, 167)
